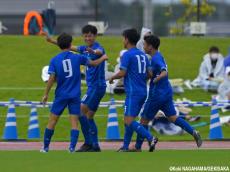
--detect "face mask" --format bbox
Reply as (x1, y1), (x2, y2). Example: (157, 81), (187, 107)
(210, 53), (219, 60)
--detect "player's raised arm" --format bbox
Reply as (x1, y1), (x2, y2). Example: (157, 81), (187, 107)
(88, 54), (108, 67)
(86, 47), (103, 56)
(44, 32), (79, 52)
(70, 45), (79, 52)
(43, 32), (58, 45)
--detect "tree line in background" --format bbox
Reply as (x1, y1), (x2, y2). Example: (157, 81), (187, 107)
(88, 0), (230, 36)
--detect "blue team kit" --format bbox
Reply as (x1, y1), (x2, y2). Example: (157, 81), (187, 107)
(120, 47), (150, 117)
(48, 51), (89, 116)
(77, 42), (106, 112)
(141, 51), (176, 120)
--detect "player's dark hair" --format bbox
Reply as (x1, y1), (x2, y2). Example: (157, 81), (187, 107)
(122, 28), (140, 45)
(144, 35), (160, 50)
(82, 24), (98, 35)
(209, 46), (219, 53)
(57, 33), (72, 50)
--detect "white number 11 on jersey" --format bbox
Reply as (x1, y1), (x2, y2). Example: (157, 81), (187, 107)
(62, 59), (73, 78)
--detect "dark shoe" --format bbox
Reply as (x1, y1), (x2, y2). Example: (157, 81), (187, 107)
(129, 148), (142, 152)
(117, 147), (130, 152)
(76, 143), (92, 152)
(89, 146), (101, 152)
(193, 131), (202, 148)
(148, 138), (158, 152)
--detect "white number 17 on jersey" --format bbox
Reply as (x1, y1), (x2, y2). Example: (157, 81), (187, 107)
(62, 59), (73, 78)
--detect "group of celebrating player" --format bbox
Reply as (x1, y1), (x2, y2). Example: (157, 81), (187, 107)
(40, 25), (202, 153)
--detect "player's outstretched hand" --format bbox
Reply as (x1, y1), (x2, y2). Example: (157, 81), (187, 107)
(41, 31), (48, 37)
(109, 77), (114, 84)
(102, 54), (108, 61)
(86, 47), (95, 54)
(42, 95), (48, 105)
(46, 36), (53, 43)
(42, 32), (52, 43)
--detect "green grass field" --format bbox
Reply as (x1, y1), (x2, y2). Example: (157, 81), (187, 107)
(0, 36), (230, 141)
(0, 150), (229, 172)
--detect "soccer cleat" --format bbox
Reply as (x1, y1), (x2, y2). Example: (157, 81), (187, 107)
(40, 148), (49, 153)
(193, 130), (202, 148)
(128, 148), (142, 152)
(116, 147), (130, 152)
(148, 137), (158, 152)
(75, 143), (92, 152)
(89, 146), (101, 152)
(69, 147), (75, 153)
(128, 145), (142, 152)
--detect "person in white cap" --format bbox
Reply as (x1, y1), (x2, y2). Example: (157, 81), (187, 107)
(191, 46), (225, 91)
(136, 27), (152, 52)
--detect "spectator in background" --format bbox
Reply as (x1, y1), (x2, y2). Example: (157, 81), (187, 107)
(191, 46), (225, 92)
(106, 50), (126, 94)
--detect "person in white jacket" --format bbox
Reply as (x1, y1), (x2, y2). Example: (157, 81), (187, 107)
(217, 67), (230, 101)
(192, 46), (225, 91)
(136, 27), (152, 52)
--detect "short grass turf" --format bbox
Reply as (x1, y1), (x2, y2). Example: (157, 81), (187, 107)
(0, 150), (229, 172)
(0, 36), (230, 141)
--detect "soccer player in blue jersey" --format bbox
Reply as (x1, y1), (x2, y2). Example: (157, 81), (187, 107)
(132, 35), (202, 151)
(77, 25), (107, 152)
(45, 25), (106, 152)
(109, 28), (158, 152)
(40, 33), (107, 153)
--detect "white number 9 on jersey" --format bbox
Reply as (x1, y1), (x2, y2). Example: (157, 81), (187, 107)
(62, 59), (73, 78)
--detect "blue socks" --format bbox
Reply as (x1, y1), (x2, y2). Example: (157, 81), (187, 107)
(174, 117), (194, 135)
(43, 128), (54, 150)
(130, 121), (153, 142)
(69, 129), (79, 150)
(88, 119), (99, 148)
(79, 115), (91, 145)
(123, 124), (134, 149)
(135, 124), (148, 149)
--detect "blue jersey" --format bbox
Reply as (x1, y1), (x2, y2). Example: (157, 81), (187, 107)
(48, 51), (88, 98)
(120, 47), (150, 96)
(77, 42), (106, 87)
(149, 51), (173, 97)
